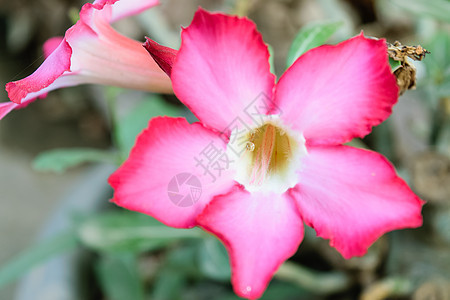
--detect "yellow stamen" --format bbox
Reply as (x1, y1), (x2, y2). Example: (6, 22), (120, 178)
(246, 123), (293, 186)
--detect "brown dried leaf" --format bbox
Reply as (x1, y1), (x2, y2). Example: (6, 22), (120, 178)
(394, 61), (417, 95)
(388, 41), (429, 95)
(388, 41), (430, 62)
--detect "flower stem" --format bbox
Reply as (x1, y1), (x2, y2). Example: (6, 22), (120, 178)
(105, 87), (123, 163)
(275, 261), (352, 295)
(360, 277), (413, 300)
(233, 0), (256, 16)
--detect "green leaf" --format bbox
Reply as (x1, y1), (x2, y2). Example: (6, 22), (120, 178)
(197, 238), (230, 281)
(0, 230), (78, 289)
(275, 261), (351, 295)
(389, 57), (402, 72)
(96, 254), (144, 300)
(33, 148), (118, 173)
(78, 211), (204, 253)
(370, 118), (394, 159)
(391, 0), (450, 23)
(116, 95), (183, 157)
(437, 79), (450, 98)
(424, 31), (450, 84)
(344, 138), (369, 149)
(152, 245), (199, 300)
(68, 7), (80, 24)
(259, 282), (311, 300)
(286, 20), (343, 69)
(152, 268), (187, 300)
(267, 44), (276, 75)
(166, 243), (200, 274)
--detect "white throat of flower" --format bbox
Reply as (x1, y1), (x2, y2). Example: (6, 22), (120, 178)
(227, 115), (307, 194)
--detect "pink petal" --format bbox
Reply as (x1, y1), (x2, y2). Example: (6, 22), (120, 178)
(5, 0), (171, 106)
(0, 92), (54, 120)
(66, 4), (172, 92)
(43, 36), (64, 58)
(109, 117), (236, 228)
(8, 74), (87, 106)
(107, 0), (159, 23)
(143, 37), (177, 77)
(0, 95), (43, 120)
(6, 39), (72, 104)
(197, 186), (303, 299)
(274, 33), (398, 146)
(0, 102), (19, 120)
(81, 0), (158, 29)
(171, 8), (275, 132)
(290, 145), (424, 258)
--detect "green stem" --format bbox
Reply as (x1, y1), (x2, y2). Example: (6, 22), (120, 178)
(275, 261), (352, 295)
(233, 0), (254, 16)
(360, 277), (413, 300)
(105, 87), (123, 163)
(430, 97), (447, 146)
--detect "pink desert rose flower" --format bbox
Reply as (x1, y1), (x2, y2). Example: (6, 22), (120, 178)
(1, 0), (172, 120)
(109, 8), (424, 300)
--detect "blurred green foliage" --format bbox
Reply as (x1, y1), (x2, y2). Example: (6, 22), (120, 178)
(286, 21), (343, 69)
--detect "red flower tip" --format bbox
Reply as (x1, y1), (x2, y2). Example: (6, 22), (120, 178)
(143, 38), (178, 78)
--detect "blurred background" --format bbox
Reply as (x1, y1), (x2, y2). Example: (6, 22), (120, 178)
(0, 0), (449, 299)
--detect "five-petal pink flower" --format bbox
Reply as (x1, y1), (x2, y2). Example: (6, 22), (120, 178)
(109, 8), (424, 299)
(2, 0), (172, 120)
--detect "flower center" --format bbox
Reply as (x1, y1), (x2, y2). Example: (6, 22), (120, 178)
(228, 118), (306, 193)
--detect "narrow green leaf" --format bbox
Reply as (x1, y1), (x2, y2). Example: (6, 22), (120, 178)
(424, 31), (450, 84)
(152, 268), (187, 300)
(286, 20), (343, 68)
(267, 44), (276, 75)
(96, 254), (144, 300)
(391, 0), (450, 23)
(68, 7), (80, 24)
(197, 238), (230, 281)
(0, 230), (78, 289)
(165, 243), (200, 274)
(275, 261), (351, 295)
(33, 148), (118, 173)
(437, 79), (450, 98)
(389, 57), (402, 72)
(78, 211), (204, 253)
(370, 118), (394, 159)
(117, 95), (183, 157)
(344, 138), (370, 150)
(152, 245), (199, 300)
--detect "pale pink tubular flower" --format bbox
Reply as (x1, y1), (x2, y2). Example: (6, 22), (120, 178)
(109, 8), (424, 299)
(2, 0), (172, 120)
